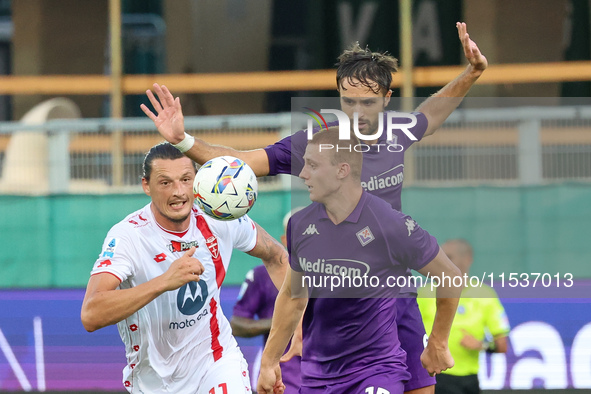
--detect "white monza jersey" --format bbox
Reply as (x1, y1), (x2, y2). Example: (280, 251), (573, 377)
(90, 203), (258, 393)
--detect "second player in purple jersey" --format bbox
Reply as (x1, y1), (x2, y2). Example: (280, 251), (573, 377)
(264, 111), (428, 213)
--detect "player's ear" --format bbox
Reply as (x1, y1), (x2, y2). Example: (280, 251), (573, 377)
(141, 177), (151, 196)
(384, 89), (392, 107)
(337, 163), (351, 179)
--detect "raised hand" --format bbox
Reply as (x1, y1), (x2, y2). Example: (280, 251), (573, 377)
(140, 84), (186, 144)
(160, 247), (205, 291)
(457, 22), (487, 72)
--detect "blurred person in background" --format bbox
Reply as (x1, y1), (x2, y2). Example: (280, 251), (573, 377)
(142, 22), (486, 394)
(417, 239), (510, 394)
(231, 209), (303, 393)
(80, 142), (287, 394)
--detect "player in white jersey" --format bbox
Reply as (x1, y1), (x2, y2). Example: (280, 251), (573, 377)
(81, 142), (288, 394)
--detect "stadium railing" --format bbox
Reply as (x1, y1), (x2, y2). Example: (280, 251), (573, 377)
(0, 106), (590, 195)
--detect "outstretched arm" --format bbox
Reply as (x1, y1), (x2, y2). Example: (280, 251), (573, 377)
(417, 247), (463, 376)
(258, 269), (307, 394)
(230, 315), (272, 338)
(416, 22), (488, 137)
(140, 84), (271, 176)
(247, 223), (289, 291)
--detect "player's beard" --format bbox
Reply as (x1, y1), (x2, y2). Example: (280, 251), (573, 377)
(153, 202), (192, 226)
(166, 212), (191, 224)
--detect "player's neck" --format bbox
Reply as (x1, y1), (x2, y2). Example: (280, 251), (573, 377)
(156, 218), (191, 235)
(150, 205), (191, 233)
(323, 185), (363, 225)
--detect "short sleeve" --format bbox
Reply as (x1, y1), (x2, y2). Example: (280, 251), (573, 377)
(232, 268), (262, 319)
(387, 213), (439, 271)
(391, 111), (429, 149)
(229, 214), (258, 253)
(286, 217), (303, 273)
(90, 228), (136, 283)
(484, 294), (511, 338)
(264, 130), (307, 176)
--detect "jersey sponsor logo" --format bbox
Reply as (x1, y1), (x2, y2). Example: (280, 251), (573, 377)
(97, 259), (112, 268)
(169, 309), (209, 329)
(101, 238), (118, 258)
(205, 236), (219, 259)
(356, 226), (375, 246)
(298, 256), (370, 277)
(168, 240), (199, 253)
(361, 164), (404, 192)
(302, 224), (319, 235)
(405, 218), (417, 236)
(177, 280), (209, 315)
(154, 253), (167, 263)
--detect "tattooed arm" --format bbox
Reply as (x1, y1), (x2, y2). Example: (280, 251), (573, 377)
(247, 223), (289, 290)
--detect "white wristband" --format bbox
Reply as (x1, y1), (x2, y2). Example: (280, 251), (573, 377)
(172, 132), (195, 153)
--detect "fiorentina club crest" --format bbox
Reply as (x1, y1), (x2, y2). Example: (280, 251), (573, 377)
(356, 226), (374, 246)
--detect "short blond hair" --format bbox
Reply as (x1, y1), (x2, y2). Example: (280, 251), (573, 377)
(309, 126), (363, 180)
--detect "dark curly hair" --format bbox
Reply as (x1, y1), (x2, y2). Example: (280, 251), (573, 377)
(336, 42), (398, 96)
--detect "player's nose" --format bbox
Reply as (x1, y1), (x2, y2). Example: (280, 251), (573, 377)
(298, 166), (308, 180)
(171, 179), (186, 196)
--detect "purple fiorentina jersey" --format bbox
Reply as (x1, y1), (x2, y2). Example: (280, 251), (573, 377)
(264, 111), (428, 212)
(232, 265), (301, 392)
(233, 265), (277, 342)
(287, 192), (439, 387)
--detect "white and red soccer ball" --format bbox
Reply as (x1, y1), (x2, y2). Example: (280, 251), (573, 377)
(193, 156), (258, 221)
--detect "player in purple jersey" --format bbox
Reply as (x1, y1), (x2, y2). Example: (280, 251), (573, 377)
(141, 22), (486, 394)
(257, 127), (462, 393)
(231, 210), (302, 393)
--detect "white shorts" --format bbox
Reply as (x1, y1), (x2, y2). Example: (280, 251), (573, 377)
(198, 348), (252, 394)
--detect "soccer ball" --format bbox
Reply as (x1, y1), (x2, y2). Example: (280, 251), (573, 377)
(193, 156), (258, 220)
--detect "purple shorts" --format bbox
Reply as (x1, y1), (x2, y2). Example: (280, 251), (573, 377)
(396, 297), (436, 391)
(299, 366), (408, 394)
